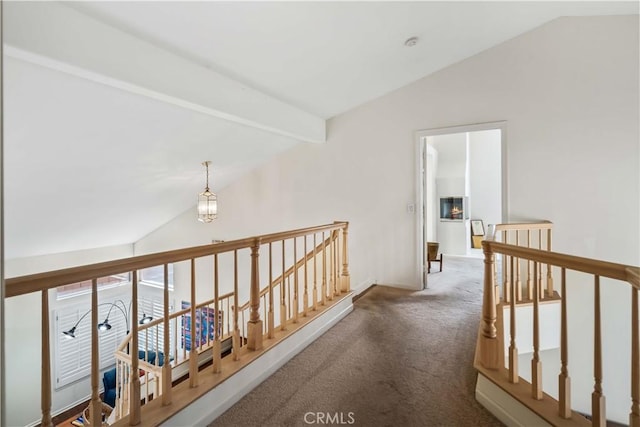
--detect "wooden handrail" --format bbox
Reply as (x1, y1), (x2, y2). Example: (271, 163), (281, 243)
(494, 221), (553, 232)
(13, 222), (350, 427)
(484, 241), (639, 287)
(5, 222), (348, 298)
(628, 267), (640, 289)
(478, 234), (640, 426)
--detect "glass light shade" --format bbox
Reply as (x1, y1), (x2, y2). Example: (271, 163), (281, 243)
(139, 313), (153, 324)
(197, 189), (218, 223)
(97, 320), (112, 331)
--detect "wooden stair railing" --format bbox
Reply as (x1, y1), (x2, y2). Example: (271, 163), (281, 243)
(493, 221), (555, 303)
(238, 233), (348, 338)
(476, 221), (640, 426)
(4, 221), (350, 427)
(111, 231), (345, 421)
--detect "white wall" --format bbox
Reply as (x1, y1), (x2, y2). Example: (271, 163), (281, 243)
(4, 244), (133, 426)
(430, 133), (468, 255)
(136, 15), (639, 422)
(468, 129), (502, 235)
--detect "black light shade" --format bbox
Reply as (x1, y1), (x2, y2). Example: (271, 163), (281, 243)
(63, 326), (77, 339)
(97, 319), (112, 331)
(139, 314), (153, 324)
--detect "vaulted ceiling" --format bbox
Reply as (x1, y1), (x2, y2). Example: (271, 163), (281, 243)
(4, 1), (637, 259)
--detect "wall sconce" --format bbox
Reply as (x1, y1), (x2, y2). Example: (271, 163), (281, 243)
(197, 161), (218, 223)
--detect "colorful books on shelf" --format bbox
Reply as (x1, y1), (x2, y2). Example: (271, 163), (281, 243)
(70, 416), (84, 426)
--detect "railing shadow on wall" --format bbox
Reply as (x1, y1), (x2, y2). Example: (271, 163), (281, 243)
(5, 221), (351, 427)
(475, 221), (640, 427)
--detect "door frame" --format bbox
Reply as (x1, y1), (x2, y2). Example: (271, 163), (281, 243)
(414, 121), (509, 289)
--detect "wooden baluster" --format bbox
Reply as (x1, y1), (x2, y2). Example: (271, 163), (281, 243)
(592, 275), (606, 426)
(181, 313), (186, 361)
(189, 259), (198, 387)
(334, 231), (339, 296)
(322, 232), (327, 306)
(313, 233), (318, 311)
(173, 316), (178, 367)
(509, 256), (518, 383)
(538, 230), (543, 299)
(559, 268), (571, 418)
(281, 240), (287, 330)
(145, 331), (150, 362)
(247, 238), (263, 350)
(130, 271), (141, 425)
(303, 236), (309, 316)
(268, 243), (275, 338)
(328, 232), (335, 301)
(40, 289), (54, 427)
(288, 277), (292, 318)
(531, 263), (543, 399)
(527, 230), (533, 301)
(225, 298), (233, 335)
(515, 231), (522, 301)
(155, 324), (160, 359)
(162, 264), (172, 404)
(212, 254), (222, 373)
(123, 361), (129, 416)
(631, 287), (639, 427)
(116, 360), (122, 418)
(263, 296), (267, 334)
(480, 241), (499, 369)
(89, 280), (101, 426)
(494, 262), (500, 303)
(546, 229), (554, 298)
(233, 250), (240, 359)
(204, 305), (210, 350)
(341, 223), (351, 292)
(293, 237), (299, 323)
(241, 310), (245, 346)
(502, 231), (510, 303)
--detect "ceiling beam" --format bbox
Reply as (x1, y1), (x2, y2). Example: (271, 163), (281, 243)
(4, 2), (326, 143)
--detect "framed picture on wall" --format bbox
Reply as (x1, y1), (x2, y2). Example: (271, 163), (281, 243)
(471, 219), (485, 236)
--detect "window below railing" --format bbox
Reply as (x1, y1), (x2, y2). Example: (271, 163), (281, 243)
(54, 295), (173, 389)
(56, 274), (130, 300)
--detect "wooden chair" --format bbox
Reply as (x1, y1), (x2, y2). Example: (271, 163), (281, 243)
(427, 242), (443, 273)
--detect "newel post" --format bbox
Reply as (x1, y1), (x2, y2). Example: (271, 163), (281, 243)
(247, 238), (263, 351)
(480, 240), (499, 370)
(339, 222), (350, 292)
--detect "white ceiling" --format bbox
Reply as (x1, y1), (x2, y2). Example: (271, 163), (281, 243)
(68, 1), (638, 119)
(4, 1), (638, 260)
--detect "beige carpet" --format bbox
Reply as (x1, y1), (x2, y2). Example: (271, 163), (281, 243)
(210, 256), (503, 427)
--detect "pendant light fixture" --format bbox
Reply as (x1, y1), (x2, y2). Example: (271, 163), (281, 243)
(197, 161), (218, 223)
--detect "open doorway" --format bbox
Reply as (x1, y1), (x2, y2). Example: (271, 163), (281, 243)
(415, 122), (507, 288)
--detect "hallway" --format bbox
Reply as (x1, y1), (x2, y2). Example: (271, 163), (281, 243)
(210, 257), (502, 427)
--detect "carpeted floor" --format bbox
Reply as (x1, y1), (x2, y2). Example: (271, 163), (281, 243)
(210, 256), (503, 427)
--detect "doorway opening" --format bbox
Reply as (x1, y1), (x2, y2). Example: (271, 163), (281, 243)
(415, 122), (507, 289)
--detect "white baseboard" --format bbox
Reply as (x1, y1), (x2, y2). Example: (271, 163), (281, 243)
(475, 374), (551, 427)
(352, 278), (374, 296)
(161, 296), (354, 427)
